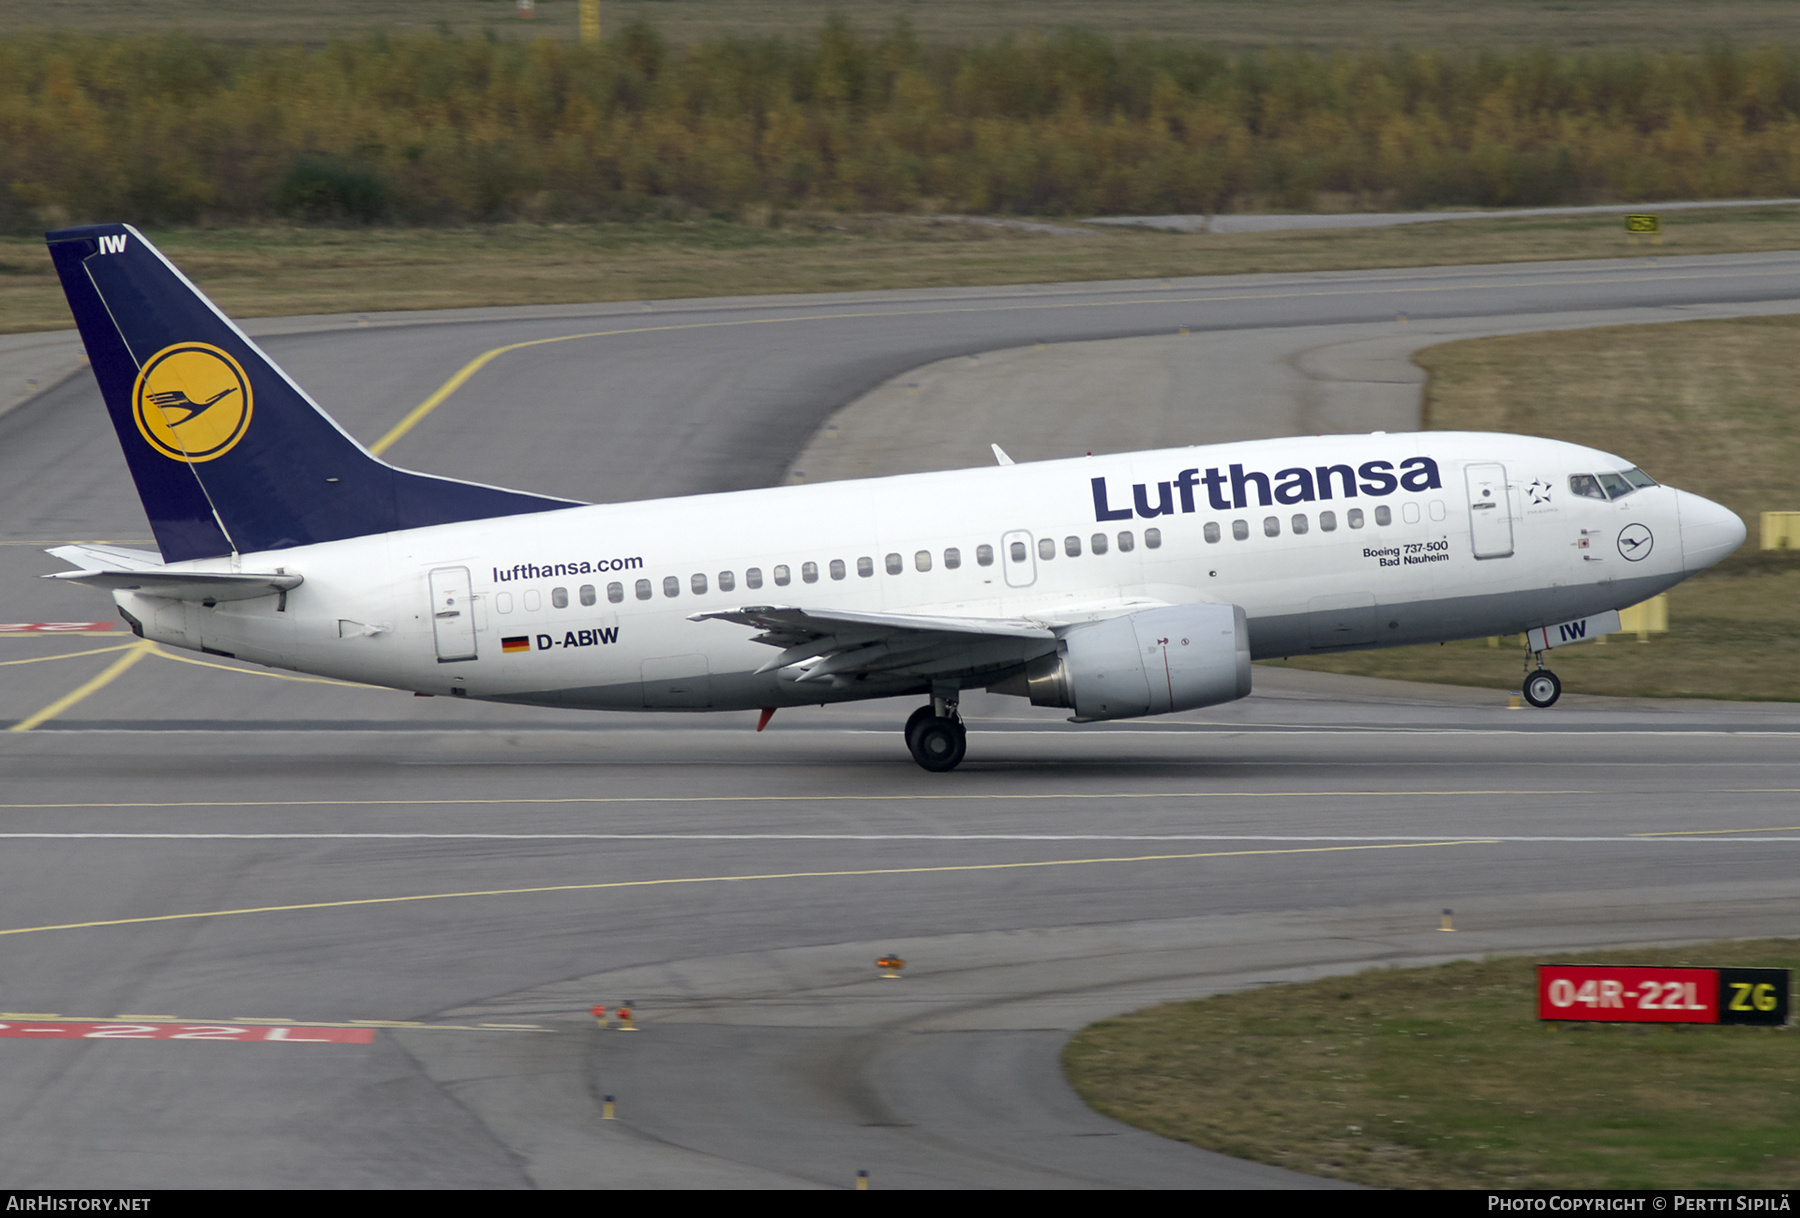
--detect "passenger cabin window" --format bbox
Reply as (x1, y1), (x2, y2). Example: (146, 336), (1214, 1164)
(1291, 514), (1308, 535)
(1203, 522), (1220, 544)
(1145, 528), (1161, 549)
(857, 557), (874, 578)
(829, 559), (846, 580)
(773, 565), (791, 586)
(1428, 500), (1447, 521)
(944, 547), (961, 569)
(551, 587), (568, 609)
(579, 584), (596, 606)
(1010, 541), (1028, 563)
(1091, 533), (1109, 555)
(1064, 535), (1081, 557)
(746, 567), (763, 589)
(496, 592), (513, 614)
(1402, 502), (1421, 524)
(886, 553), (903, 575)
(1037, 538), (1055, 560)
(1348, 508), (1365, 529)
(635, 579), (652, 600)
(1263, 517), (1280, 538)
(607, 582), (623, 603)
(1374, 505), (1392, 526)
(663, 576), (680, 598)
(802, 562), (819, 583)
(718, 571), (735, 593)
(1232, 519), (1249, 541)
(915, 550), (932, 572)
(1117, 531), (1135, 552)
(691, 573), (708, 595)
(976, 544), (994, 567)
(524, 589), (541, 612)
(1319, 511), (1337, 532)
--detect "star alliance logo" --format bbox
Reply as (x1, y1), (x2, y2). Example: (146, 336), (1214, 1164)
(1526, 479), (1553, 505)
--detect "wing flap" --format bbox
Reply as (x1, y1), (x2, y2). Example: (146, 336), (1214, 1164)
(692, 605), (1055, 642)
(691, 604), (1056, 686)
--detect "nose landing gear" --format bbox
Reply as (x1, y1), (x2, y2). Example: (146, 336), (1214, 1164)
(904, 692), (967, 772)
(1522, 656), (1562, 708)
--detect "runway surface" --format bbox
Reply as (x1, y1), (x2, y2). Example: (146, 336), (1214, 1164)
(2, 252), (1798, 1188)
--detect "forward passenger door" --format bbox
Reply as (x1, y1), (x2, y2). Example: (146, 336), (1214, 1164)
(1465, 463), (1515, 560)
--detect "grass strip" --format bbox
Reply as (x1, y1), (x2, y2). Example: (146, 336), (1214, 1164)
(1063, 938), (1800, 1189)
(12, 0), (1800, 50)
(5, 205), (1800, 336)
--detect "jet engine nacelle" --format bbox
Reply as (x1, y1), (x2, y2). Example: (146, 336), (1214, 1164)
(1012, 604), (1251, 722)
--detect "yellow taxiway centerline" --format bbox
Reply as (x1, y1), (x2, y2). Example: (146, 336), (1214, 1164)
(0, 644), (140, 667)
(0, 839), (1496, 937)
(1632, 825), (1800, 836)
(7, 640), (157, 733)
(152, 649), (379, 687)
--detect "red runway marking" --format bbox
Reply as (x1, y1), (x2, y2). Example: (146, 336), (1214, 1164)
(0, 1022), (374, 1043)
(0, 623), (117, 633)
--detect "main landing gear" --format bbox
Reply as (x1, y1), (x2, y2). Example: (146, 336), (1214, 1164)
(1522, 650), (1562, 708)
(905, 693), (966, 772)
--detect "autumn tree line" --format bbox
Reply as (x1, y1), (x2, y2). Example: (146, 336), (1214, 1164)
(5, 19), (1800, 229)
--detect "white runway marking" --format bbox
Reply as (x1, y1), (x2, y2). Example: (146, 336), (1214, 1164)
(0, 832), (1794, 844)
(882, 728), (1800, 738)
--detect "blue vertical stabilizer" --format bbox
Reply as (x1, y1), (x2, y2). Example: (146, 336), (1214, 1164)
(45, 224), (581, 562)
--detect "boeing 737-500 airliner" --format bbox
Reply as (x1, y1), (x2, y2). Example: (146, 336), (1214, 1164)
(40, 224), (1746, 769)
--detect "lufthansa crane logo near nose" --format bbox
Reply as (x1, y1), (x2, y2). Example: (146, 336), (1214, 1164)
(131, 342), (253, 463)
(1617, 523), (1654, 561)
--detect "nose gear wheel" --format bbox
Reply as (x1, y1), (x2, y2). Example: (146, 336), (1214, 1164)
(1523, 669), (1562, 708)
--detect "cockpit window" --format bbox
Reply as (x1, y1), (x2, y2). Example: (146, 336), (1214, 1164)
(1572, 469), (1656, 501)
(1596, 471), (1634, 499)
(1569, 474), (1606, 500)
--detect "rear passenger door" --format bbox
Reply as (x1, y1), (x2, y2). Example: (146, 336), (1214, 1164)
(428, 566), (479, 662)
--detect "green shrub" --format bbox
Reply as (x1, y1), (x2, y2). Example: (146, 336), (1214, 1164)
(4, 25), (1800, 225)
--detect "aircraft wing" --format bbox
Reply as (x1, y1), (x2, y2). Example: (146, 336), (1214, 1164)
(44, 544), (302, 603)
(689, 605), (1056, 686)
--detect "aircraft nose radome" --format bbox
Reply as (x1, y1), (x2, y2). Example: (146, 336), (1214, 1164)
(1676, 490), (1746, 572)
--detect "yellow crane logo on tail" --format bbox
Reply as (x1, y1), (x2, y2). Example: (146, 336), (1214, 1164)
(131, 342), (253, 462)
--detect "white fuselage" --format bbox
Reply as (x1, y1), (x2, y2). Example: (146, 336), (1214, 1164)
(118, 432), (1737, 713)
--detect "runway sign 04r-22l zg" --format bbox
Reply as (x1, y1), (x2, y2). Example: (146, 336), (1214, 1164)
(1537, 965), (1791, 1025)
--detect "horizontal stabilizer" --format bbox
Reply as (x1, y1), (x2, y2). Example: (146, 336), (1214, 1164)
(44, 544), (300, 603)
(44, 543), (165, 572)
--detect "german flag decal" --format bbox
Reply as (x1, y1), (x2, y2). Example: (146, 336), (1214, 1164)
(501, 635), (531, 653)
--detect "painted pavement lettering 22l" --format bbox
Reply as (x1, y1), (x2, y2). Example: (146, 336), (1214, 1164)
(1091, 457), (1444, 522)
